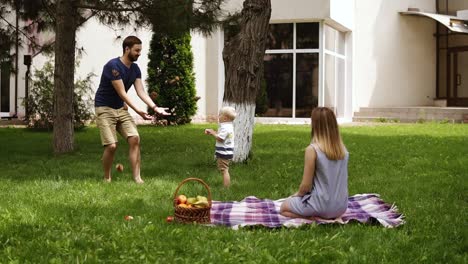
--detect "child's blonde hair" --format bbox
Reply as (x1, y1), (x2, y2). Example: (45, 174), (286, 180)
(220, 106), (237, 121)
(311, 107), (346, 160)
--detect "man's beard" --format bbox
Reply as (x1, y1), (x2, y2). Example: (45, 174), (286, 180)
(129, 54), (139, 62)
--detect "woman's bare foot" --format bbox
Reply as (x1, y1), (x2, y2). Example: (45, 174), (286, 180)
(104, 177), (111, 183)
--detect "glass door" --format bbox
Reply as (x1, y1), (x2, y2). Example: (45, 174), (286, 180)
(448, 49), (468, 107)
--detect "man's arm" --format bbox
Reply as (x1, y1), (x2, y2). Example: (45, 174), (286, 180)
(134, 78), (170, 115)
(111, 79), (152, 120)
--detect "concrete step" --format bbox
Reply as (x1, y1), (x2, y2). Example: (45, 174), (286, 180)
(354, 107), (468, 123)
(352, 116), (461, 123)
(357, 107), (468, 114)
(0, 118), (27, 127)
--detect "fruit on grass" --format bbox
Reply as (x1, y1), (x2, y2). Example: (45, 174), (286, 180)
(124, 215), (133, 221)
(176, 194), (187, 204)
(166, 216), (174, 222)
(116, 163), (124, 172)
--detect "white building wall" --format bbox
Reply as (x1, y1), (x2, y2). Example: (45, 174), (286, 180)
(197, 29), (224, 122)
(330, 0), (354, 31)
(270, 0), (330, 22)
(353, 0), (436, 109)
(191, 32), (207, 122)
(221, 0), (332, 22)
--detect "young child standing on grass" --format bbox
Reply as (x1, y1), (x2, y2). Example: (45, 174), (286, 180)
(204, 106), (237, 187)
(280, 107), (349, 219)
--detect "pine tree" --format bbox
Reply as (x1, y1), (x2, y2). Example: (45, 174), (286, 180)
(147, 32), (197, 125)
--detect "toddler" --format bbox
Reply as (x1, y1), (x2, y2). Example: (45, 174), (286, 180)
(204, 106), (237, 187)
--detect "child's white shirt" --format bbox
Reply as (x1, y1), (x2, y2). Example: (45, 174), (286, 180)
(215, 122), (234, 159)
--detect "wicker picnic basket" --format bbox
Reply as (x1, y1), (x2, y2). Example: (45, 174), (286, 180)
(173, 177), (212, 224)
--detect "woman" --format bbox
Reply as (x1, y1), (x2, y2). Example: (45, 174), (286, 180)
(280, 107), (349, 219)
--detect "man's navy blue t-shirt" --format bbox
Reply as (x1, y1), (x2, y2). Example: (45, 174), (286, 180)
(94, 57), (141, 109)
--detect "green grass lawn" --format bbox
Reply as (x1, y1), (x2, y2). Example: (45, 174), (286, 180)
(0, 123), (466, 263)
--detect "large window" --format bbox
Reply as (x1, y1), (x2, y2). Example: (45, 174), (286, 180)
(223, 22), (348, 119)
(257, 23), (319, 118)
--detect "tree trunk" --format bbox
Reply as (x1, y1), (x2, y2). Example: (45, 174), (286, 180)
(222, 0), (271, 162)
(53, 0), (77, 153)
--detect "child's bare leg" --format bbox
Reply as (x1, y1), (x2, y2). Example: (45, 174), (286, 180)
(222, 169), (230, 187)
(217, 158), (231, 187)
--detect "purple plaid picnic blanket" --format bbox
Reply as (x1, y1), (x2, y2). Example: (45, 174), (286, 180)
(210, 193), (405, 229)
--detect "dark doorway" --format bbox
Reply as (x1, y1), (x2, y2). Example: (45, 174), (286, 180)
(0, 61), (10, 113)
(436, 0), (468, 106)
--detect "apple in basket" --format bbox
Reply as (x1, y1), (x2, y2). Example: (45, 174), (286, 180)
(176, 194), (187, 205)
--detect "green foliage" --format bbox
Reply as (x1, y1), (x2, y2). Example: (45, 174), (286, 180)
(0, 0), (54, 63)
(376, 117), (387, 123)
(0, 124), (466, 262)
(147, 32), (197, 125)
(23, 60), (95, 129)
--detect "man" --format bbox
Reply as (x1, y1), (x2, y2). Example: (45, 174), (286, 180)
(94, 36), (169, 184)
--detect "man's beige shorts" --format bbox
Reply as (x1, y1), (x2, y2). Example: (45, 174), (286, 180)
(217, 158), (231, 172)
(95, 106), (139, 146)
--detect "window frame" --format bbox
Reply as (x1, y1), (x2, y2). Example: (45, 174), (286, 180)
(264, 22), (321, 119)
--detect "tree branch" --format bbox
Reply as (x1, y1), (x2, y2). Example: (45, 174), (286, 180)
(0, 14), (44, 50)
(74, 4), (142, 12)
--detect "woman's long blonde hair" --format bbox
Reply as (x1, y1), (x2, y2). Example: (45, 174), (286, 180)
(311, 107), (346, 160)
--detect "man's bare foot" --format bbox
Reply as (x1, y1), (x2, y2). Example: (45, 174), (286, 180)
(133, 177), (144, 184)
